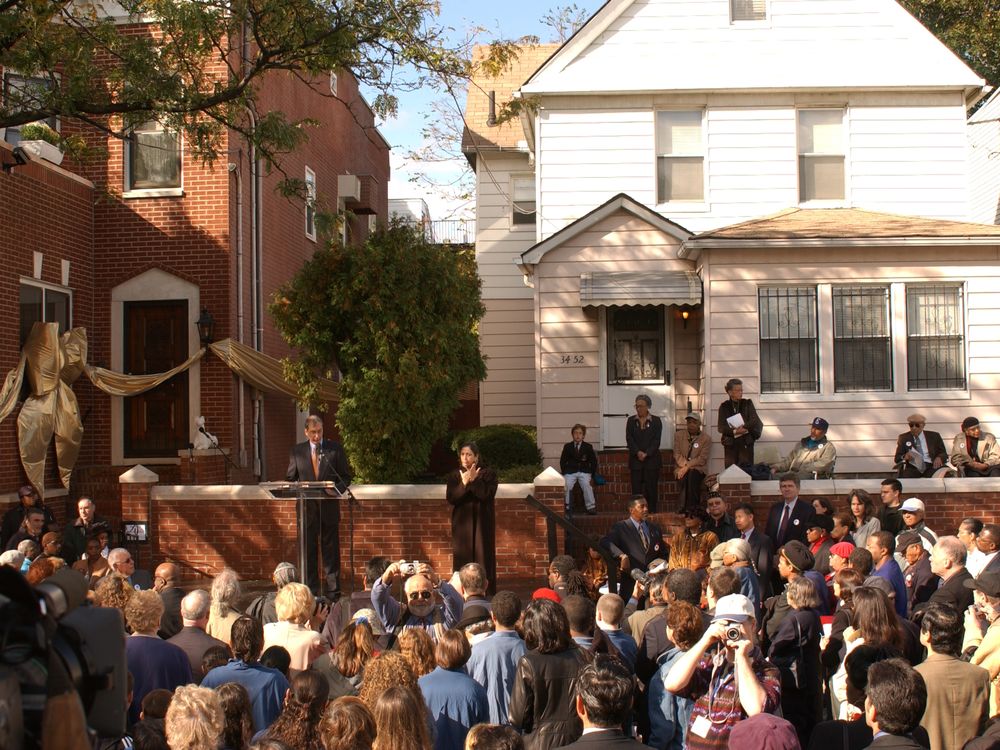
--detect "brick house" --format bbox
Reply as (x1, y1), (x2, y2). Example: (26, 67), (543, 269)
(1, 54), (390, 513)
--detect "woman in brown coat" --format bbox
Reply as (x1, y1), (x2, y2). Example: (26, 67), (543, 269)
(446, 441), (497, 592)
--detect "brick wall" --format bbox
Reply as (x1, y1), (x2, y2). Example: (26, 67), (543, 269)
(114, 474), (562, 591)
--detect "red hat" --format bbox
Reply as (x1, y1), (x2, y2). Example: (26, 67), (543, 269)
(830, 542), (855, 558)
(532, 587), (562, 603)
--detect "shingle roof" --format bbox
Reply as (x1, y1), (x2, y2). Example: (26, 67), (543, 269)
(462, 44), (559, 154)
(692, 207), (1000, 241)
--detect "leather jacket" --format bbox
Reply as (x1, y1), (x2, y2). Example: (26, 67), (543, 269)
(508, 647), (588, 749)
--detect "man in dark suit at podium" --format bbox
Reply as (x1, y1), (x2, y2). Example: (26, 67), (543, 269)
(287, 415), (351, 596)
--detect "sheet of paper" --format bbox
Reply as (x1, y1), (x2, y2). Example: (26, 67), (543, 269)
(727, 414), (745, 429)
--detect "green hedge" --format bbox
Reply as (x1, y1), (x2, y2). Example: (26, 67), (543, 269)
(450, 424), (542, 475)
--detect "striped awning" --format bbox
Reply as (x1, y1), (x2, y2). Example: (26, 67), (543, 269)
(579, 271), (702, 307)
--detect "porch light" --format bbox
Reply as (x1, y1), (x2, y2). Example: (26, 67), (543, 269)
(196, 308), (215, 348)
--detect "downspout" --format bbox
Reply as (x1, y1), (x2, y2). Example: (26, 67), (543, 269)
(248, 109), (266, 479)
(233, 155), (247, 468)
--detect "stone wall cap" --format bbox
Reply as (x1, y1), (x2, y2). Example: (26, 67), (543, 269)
(534, 466), (566, 487)
(718, 464), (751, 484)
(119, 465), (159, 484)
(151, 482), (537, 502)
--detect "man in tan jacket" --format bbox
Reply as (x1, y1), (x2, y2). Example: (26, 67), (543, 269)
(963, 571), (1000, 712)
(674, 413), (711, 510)
(916, 603), (990, 750)
(770, 417), (837, 479)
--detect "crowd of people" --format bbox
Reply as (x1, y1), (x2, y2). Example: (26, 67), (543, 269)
(6, 469), (1000, 750)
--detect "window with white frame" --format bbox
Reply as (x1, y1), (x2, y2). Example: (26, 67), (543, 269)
(731, 0), (766, 21)
(759, 287), (819, 393)
(798, 109), (844, 202)
(126, 120), (181, 191)
(19, 280), (71, 346)
(305, 167), (317, 241)
(833, 286), (892, 392)
(655, 110), (704, 203)
(906, 284), (965, 390)
(757, 282), (967, 394)
(511, 175), (536, 227)
(3, 72), (58, 139)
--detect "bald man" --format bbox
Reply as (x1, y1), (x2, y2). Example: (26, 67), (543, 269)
(167, 590), (229, 683)
(155, 562), (184, 639)
(371, 561), (464, 643)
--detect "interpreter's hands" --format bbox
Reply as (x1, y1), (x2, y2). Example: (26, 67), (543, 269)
(462, 463), (480, 485)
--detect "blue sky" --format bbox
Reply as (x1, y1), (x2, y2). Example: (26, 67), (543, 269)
(377, 1), (605, 219)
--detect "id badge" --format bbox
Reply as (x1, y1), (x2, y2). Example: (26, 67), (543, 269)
(690, 714), (712, 738)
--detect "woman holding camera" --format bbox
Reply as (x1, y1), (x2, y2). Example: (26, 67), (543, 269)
(446, 442), (498, 594)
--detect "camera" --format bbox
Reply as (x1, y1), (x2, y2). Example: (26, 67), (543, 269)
(630, 568), (651, 587)
(1, 566), (127, 748)
(400, 561), (420, 576)
(725, 625), (743, 643)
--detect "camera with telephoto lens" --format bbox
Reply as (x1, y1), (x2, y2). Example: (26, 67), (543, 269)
(0, 566), (128, 749)
(725, 625), (743, 643)
(400, 561), (421, 576)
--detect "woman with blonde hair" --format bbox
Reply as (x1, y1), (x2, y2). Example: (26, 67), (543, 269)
(207, 568), (243, 646)
(261, 669), (329, 750)
(372, 685), (432, 750)
(262, 581), (325, 672)
(399, 627), (436, 678)
(165, 685), (225, 750)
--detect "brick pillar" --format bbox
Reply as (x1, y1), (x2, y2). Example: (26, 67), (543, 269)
(533, 467), (567, 576)
(177, 449), (228, 485)
(717, 464), (751, 507)
(119, 465), (159, 568)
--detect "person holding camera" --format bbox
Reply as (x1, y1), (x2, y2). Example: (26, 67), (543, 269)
(371, 560), (464, 643)
(662, 593), (781, 749)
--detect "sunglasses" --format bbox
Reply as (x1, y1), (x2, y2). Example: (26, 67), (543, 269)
(408, 590), (433, 601)
(908, 422), (924, 428)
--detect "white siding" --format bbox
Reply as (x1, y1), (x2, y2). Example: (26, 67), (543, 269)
(479, 299), (537, 425)
(523, 0), (982, 94)
(475, 153), (536, 300)
(969, 117), (1000, 225)
(702, 245), (1000, 475)
(535, 93), (972, 238)
(533, 210), (697, 462)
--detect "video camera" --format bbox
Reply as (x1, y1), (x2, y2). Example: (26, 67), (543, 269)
(0, 566), (127, 749)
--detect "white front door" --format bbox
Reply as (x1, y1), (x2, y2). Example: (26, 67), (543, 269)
(600, 306), (673, 450)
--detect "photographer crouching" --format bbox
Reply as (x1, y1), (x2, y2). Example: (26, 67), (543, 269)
(371, 560), (464, 644)
(662, 593), (781, 749)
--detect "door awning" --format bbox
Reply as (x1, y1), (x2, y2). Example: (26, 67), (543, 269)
(580, 271), (702, 307)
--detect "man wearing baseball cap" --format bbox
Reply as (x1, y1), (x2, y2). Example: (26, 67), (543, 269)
(662, 593), (781, 749)
(950, 416), (1000, 477)
(769, 417), (837, 479)
(898, 531), (938, 616)
(898, 498), (938, 561)
(674, 413), (712, 510)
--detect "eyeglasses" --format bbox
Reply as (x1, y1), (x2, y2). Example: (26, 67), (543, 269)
(407, 590), (433, 601)
(908, 422), (924, 428)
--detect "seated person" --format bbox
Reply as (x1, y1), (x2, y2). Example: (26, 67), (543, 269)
(674, 413), (711, 510)
(770, 417), (837, 479)
(559, 423), (599, 515)
(951, 417), (1000, 477)
(895, 414), (947, 478)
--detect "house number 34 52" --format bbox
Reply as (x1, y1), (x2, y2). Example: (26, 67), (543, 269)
(561, 355), (585, 364)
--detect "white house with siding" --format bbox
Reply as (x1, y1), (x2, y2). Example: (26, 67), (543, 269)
(464, 0), (1000, 476)
(969, 90), (1000, 225)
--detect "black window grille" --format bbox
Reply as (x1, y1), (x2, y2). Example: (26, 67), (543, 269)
(907, 285), (966, 390)
(833, 286), (892, 391)
(607, 306), (665, 384)
(759, 287), (818, 393)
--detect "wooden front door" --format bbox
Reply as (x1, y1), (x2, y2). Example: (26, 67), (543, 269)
(123, 301), (189, 458)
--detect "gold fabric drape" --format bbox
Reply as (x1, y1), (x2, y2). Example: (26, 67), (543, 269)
(209, 338), (339, 404)
(2, 324), (338, 496)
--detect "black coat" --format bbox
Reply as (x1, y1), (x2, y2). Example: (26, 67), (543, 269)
(746, 528), (775, 598)
(559, 441), (599, 476)
(894, 430), (948, 467)
(157, 587), (184, 639)
(717, 398), (763, 450)
(923, 568), (974, 616)
(903, 557), (938, 615)
(555, 729), (647, 748)
(286, 438), (351, 489)
(765, 499), (816, 548)
(446, 467), (498, 592)
(625, 415), (662, 470)
(509, 648), (588, 750)
(166, 626), (228, 683)
(600, 519), (667, 572)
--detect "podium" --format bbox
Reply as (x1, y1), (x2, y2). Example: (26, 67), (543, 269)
(260, 481), (343, 588)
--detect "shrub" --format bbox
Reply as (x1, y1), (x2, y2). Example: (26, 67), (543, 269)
(18, 123), (60, 145)
(450, 424), (542, 472)
(498, 463), (542, 483)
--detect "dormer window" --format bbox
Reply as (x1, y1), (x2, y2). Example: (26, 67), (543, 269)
(731, 0), (766, 22)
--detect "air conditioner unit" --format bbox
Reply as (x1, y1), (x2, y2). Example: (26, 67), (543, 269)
(338, 174), (360, 203)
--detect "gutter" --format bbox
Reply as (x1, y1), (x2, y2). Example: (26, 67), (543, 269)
(679, 235), (1000, 257)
